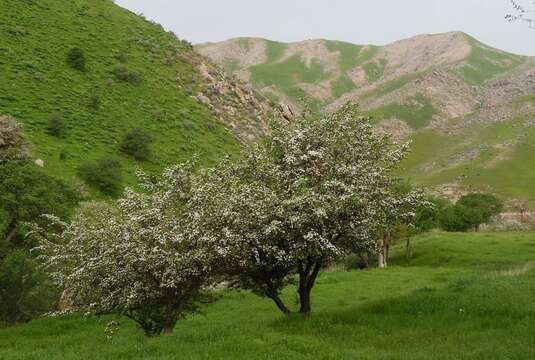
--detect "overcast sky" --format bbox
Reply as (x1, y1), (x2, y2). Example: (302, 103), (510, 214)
(116, 0), (535, 56)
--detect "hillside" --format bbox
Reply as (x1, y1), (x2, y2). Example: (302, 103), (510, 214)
(198, 33), (535, 204)
(0, 0), (281, 195)
(3, 232), (535, 359)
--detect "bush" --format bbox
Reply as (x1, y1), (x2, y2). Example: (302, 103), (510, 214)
(88, 93), (101, 111)
(120, 128), (153, 161)
(46, 114), (66, 137)
(342, 253), (370, 271)
(0, 251), (56, 325)
(113, 66), (141, 85)
(0, 116), (30, 162)
(78, 157), (123, 196)
(66, 47), (86, 72)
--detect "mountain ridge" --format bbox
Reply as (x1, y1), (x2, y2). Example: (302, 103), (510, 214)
(198, 32), (535, 205)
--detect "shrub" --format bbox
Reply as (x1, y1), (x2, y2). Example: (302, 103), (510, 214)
(113, 66), (141, 85)
(0, 251), (56, 325)
(0, 116), (30, 162)
(120, 128), (153, 161)
(88, 93), (101, 111)
(46, 114), (66, 137)
(66, 47), (86, 72)
(78, 156), (123, 196)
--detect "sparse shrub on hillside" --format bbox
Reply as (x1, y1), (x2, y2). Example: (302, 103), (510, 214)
(78, 156), (123, 196)
(66, 47), (86, 72)
(115, 51), (128, 63)
(120, 128), (153, 161)
(0, 116), (30, 162)
(88, 93), (101, 111)
(46, 114), (66, 137)
(113, 66), (141, 85)
(205, 122), (216, 131)
(184, 121), (195, 130)
(7, 26), (27, 37)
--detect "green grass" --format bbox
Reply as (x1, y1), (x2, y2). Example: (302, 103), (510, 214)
(0, 0), (242, 196)
(362, 59), (387, 83)
(331, 75), (357, 98)
(265, 40), (288, 63)
(400, 115), (535, 204)
(250, 55), (330, 102)
(459, 35), (525, 85)
(368, 94), (437, 129)
(324, 40), (363, 72)
(2, 232), (535, 359)
(361, 72), (422, 99)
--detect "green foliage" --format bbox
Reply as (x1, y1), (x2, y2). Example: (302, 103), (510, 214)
(2, 232), (535, 358)
(78, 157), (123, 196)
(457, 193), (503, 230)
(0, 0), (242, 191)
(120, 128), (153, 161)
(45, 114), (66, 137)
(0, 251), (55, 325)
(66, 47), (86, 72)
(0, 162), (79, 247)
(112, 66), (141, 85)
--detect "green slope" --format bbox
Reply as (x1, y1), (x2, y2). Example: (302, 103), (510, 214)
(0, 0), (242, 195)
(2, 232), (535, 359)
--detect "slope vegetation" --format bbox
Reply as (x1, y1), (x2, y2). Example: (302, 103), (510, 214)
(0, 0), (279, 195)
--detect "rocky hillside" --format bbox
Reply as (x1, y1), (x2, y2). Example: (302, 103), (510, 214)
(198, 33), (535, 205)
(0, 0), (282, 195)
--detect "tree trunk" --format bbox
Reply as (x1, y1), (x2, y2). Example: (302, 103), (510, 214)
(297, 260), (321, 315)
(405, 237), (413, 260)
(267, 292), (291, 315)
(5, 221), (18, 245)
(378, 235), (388, 268)
(298, 287), (311, 314)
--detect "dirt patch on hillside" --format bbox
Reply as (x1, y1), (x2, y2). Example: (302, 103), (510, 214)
(280, 39), (340, 75)
(197, 38), (267, 68)
(378, 32), (471, 77)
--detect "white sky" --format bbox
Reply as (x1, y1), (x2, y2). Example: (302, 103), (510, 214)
(116, 0), (535, 56)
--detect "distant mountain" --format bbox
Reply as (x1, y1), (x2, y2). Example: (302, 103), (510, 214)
(0, 0), (281, 196)
(198, 33), (535, 204)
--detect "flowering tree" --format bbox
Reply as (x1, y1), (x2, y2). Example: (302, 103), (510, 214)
(35, 163), (215, 336)
(188, 104), (422, 315)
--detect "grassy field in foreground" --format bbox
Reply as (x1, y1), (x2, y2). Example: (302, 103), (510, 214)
(2, 232), (535, 359)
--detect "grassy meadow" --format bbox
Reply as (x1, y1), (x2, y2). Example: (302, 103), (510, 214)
(2, 231), (535, 360)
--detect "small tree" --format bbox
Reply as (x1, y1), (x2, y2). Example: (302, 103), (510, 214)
(457, 193), (503, 231)
(0, 116), (30, 162)
(120, 128), (153, 161)
(0, 162), (80, 247)
(36, 164), (215, 336)
(188, 104), (421, 315)
(66, 48), (86, 72)
(78, 156), (123, 196)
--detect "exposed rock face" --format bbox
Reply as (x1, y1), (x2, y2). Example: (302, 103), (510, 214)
(194, 58), (285, 141)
